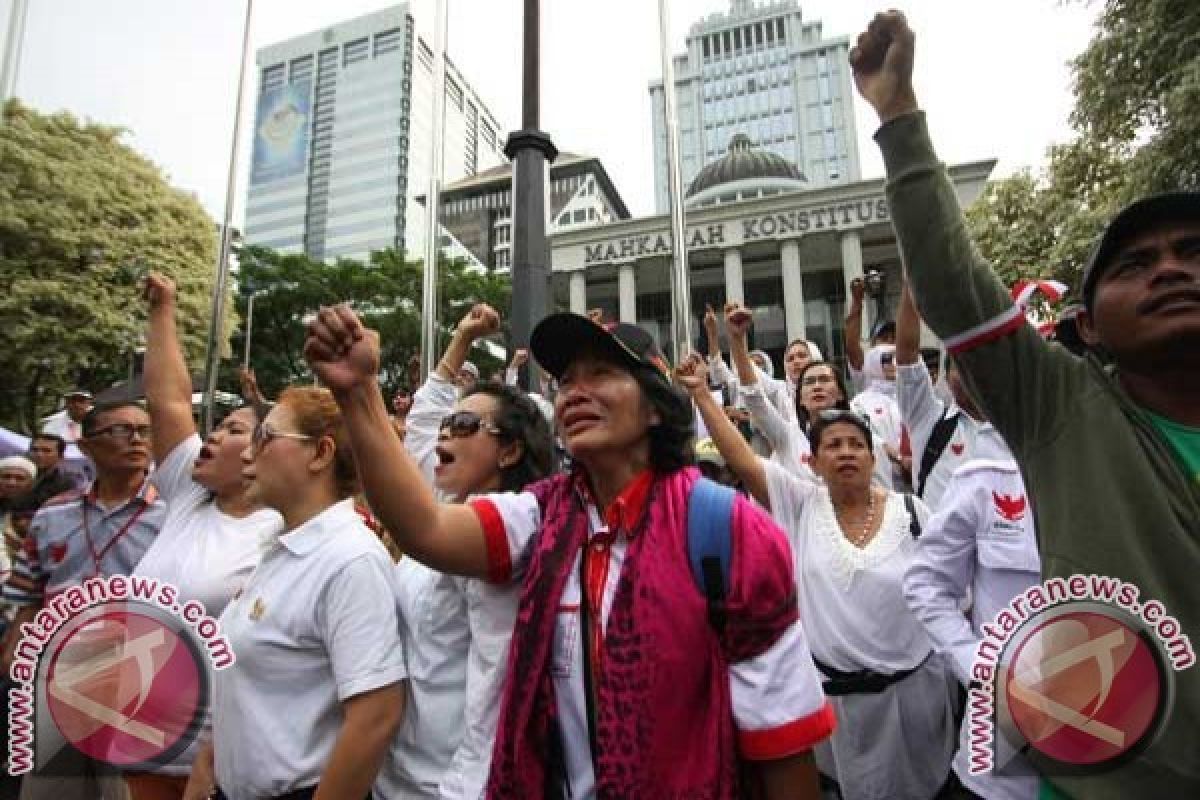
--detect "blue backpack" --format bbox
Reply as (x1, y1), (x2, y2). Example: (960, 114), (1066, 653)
(686, 477), (738, 633)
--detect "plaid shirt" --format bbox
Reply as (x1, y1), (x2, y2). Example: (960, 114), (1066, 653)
(3, 479), (166, 607)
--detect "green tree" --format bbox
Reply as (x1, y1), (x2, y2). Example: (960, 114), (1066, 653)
(0, 99), (226, 433)
(966, 0), (1199, 295)
(231, 245), (511, 400)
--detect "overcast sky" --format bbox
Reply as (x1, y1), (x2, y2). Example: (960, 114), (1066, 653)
(3, 0), (1099, 223)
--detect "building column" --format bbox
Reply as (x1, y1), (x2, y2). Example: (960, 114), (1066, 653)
(723, 248), (744, 306)
(568, 271), (587, 315)
(840, 230), (864, 305)
(618, 262), (637, 324)
(780, 240), (806, 343)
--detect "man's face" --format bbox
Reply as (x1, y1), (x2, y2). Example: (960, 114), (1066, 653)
(29, 439), (61, 471)
(392, 390), (412, 417)
(65, 396), (92, 422)
(0, 468), (33, 499)
(78, 406), (153, 477)
(1081, 221), (1200, 366)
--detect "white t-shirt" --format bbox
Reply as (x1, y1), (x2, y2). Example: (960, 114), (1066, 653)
(214, 500), (407, 799)
(472, 488), (833, 799)
(135, 435), (281, 775)
(141, 435), (281, 617)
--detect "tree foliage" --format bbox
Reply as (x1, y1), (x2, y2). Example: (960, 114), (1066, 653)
(0, 100), (224, 432)
(966, 0), (1199, 294)
(230, 245), (511, 400)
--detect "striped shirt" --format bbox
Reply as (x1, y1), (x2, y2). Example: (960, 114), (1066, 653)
(3, 479), (166, 607)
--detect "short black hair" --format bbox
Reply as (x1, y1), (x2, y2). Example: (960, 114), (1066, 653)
(81, 401), (145, 437)
(630, 366), (695, 473)
(808, 410), (874, 454)
(793, 361), (852, 432)
(31, 433), (67, 455)
(462, 384), (557, 491)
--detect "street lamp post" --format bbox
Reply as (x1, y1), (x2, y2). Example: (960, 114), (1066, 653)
(505, 0), (557, 390)
(656, 0), (692, 365)
(242, 290), (256, 370)
(418, 0), (449, 384)
(0, 0), (30, 106)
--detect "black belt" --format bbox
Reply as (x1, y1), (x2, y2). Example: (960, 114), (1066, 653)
(813, 651), (932, 696)
(214, 787), (316, 800)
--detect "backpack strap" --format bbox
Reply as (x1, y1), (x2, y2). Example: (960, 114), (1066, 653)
(903, 493), (922, 539)
(687, 477), (737, 634)
(916, 409), (962, 498)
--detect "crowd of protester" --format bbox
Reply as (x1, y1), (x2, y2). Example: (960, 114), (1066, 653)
(0, 10), (1196, 800)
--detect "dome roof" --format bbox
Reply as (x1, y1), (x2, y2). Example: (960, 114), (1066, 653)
(685, 134), (806, 198)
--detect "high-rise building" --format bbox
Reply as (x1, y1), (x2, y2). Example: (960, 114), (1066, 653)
(243, 5), (506, 263)
(649, 0), (861, 213)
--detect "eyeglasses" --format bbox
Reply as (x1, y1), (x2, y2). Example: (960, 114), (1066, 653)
(439, 410), (503, 439)
(251, 422), (314, 455)
(87, 424), (153, 442)
(800, 373), (837, 387)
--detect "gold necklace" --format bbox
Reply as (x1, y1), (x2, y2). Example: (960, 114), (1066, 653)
(835, 491), (876, 547)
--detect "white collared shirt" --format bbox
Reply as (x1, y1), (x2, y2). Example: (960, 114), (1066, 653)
(903, 458), (1040, 799)
(896, 363), (1011, 509)
(214, 499), (407, 800)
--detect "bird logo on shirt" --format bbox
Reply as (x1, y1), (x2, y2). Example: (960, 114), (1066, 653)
(951, 442), (965, 456)
(49, 542), (68, 564)
(993, 492), (1027, 522)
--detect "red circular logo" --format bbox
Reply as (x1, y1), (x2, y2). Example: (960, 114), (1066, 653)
(46, 608), (204, 767)
(1004, 609), (1164, 766)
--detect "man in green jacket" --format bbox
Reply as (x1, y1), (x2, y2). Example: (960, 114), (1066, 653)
(848, 10), (1199, 798)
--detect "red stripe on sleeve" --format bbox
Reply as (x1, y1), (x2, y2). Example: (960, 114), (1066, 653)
(469, 498), (512, 584)
(738, 700), (837, 761)
(946, 312), (1026, 356)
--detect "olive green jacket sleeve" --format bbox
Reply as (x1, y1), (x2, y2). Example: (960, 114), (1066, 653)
(874, 112), (1095, 457)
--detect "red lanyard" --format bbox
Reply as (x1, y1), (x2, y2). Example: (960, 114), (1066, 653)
(80, 490), (152, 578)
(581, 530), (617, 674)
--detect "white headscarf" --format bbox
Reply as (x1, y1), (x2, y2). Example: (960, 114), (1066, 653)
(862, 344), (897, 398)
(0, 456), (37, 479)
(750, 349), (775, 380)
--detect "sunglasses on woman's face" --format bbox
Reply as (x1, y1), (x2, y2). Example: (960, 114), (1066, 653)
(438, 410), (503, 439)
(816, 409), (868, 426)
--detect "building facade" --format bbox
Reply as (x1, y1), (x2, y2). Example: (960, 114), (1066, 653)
(550, 143), (995, 368)
(243, 5), (506, 263)
(436, 154), (631, 271)
(649, 0), (861, 214)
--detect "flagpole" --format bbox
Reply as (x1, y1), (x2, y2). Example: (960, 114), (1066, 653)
(657, 0), (692, 364)
(201, 0), (254, 433)
(419, 0), (449, 383)
(0, 0), (30, 106)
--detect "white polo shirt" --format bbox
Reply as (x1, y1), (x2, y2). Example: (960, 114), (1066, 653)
(903, 459), (1040, 800)
(214, 499), (407, 799)
(472, 483), (834, 799)
(896, 363), (1011, 510)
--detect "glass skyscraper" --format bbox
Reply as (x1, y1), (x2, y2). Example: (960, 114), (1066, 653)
(244, 4), (506, 262)
(649, 0), (861, 213)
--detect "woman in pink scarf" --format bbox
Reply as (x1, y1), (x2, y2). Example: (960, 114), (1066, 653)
(305, 306), (835, 799)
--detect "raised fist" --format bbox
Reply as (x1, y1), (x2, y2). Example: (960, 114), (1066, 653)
(304, 304), (380, 393)
(703, 304), (719, 336)
(457, 303), (500, 340)
(724, 302), (753, 340)
(509, 348), (530, 369)
(143, 272), (176, 309)
(675, 353), (710, 395)
(850, 277), (866, 304)
(848, 11), (918, 124)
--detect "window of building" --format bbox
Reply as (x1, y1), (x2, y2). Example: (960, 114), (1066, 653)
(723, 30), (732, 53)
(559, 212), (571, 226)
(703, 36), (711, 59)
(734, 28), (742, 51)
(374, 28), (403, 57)
(573, 209), (587, 223)
(776, 19), (786, 42)
(262, 64), (286, 92)
(446, 76), (463, 110)
(344, 38), (369, 66)
(289, 56), (313, 84)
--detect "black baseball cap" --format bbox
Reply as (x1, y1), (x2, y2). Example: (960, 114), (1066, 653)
(531, 313), (672, 384)
(1081, 191), (1200, 309)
